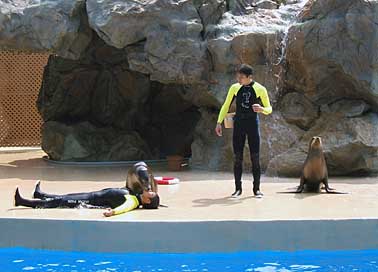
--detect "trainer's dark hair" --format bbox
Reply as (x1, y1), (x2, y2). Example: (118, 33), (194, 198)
(238, 64), (253, 76)
(142, 194), (160, 209)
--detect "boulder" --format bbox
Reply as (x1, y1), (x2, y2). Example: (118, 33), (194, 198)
(42, 121), (151, 161)
(0, 0), (92, 59)
(266, 112), (378, 176)
(86, 0), (209, 84)
(285, 0), (378, 108)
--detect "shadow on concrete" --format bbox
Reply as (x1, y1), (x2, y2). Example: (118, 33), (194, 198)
(0, 157), (234, 183)
(7, 208), (32, 211)
(276, 190), (349, 199)
(192, 195), (255, 207)
(0, 158), (128, 182)
(0, 153), (376, 185)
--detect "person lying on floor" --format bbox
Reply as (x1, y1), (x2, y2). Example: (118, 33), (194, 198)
(14, 181), (160, 217)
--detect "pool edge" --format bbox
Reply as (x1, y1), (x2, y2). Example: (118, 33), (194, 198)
(1, 218), (378, 253)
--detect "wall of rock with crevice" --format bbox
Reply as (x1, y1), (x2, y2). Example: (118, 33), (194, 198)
(1, 0), (378, 176)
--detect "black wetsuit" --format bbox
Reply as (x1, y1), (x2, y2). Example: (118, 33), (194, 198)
(17, 187), (141, 209)
(233, 82), (261, 193)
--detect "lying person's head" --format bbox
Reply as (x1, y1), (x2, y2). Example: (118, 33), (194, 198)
(140, 191), (160, 209)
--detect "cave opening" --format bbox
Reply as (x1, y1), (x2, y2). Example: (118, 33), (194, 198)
(37, 33), (201, 162)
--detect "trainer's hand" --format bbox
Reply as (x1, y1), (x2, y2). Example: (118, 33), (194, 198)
(103, 208), (115, 217)
(252, 104), (264, 113)
(215, 123), (222, 137)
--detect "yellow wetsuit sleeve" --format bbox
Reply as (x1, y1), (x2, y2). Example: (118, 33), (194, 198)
(255, 83), (272, 115)
(217, 84), (240, 124)
(112, 195), (140, 215)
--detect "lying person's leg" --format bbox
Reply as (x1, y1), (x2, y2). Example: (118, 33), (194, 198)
(33, 181), (60, 199)
(15, 187), (101, 209)
(34, 181), (100, 202)
(33, 181), (96, 200)
(15, 188), (67, 208)
(34, 181), (96, 200)
(34, 183), (129, 208)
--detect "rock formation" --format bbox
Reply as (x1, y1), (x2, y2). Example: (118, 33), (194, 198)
(2, 0), (378, 176)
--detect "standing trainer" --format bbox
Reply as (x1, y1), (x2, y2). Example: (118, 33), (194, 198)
(215, 64), (272, 198)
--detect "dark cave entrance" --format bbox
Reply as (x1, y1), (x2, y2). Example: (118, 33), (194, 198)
(37, 33), (201, 161)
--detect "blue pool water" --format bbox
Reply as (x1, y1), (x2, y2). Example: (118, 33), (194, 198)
(0, 248), (377, 272)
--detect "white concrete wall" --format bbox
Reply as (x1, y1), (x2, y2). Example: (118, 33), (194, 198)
(1, 219), (378, 252)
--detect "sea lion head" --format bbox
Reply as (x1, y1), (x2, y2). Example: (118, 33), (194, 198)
(310, 136), (323, 150)
(134, 162), (151, 191)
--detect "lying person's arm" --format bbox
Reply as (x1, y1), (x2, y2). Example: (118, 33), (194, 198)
(103, 195), (139, 217)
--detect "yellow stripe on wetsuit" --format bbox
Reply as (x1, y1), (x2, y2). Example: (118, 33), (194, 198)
(217, 82), (272, 124)
(113, 195), (140, 215)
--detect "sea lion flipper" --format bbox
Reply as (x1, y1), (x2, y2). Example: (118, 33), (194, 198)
(324, 187), (336, 190)
(297, 175), (306, 192)
(276, 185), (303, 194)
(285, 186), (300, 190)
(296, 187), (304, 193)
(325, 190), (348, 194)
(324, 181), (344, 194)
(325, 187), (348, 194)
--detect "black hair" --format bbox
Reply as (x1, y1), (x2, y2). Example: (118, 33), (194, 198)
(142, 194), (160, 209)
(238, 64), (254, 76)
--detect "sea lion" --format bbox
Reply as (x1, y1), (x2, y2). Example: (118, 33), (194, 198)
(282, 136), (346, 194)
(125, 161), (158, 195)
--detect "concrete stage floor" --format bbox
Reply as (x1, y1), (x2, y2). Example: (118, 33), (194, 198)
(1, 149), (378, 221)
(1, 149), (378, 252)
